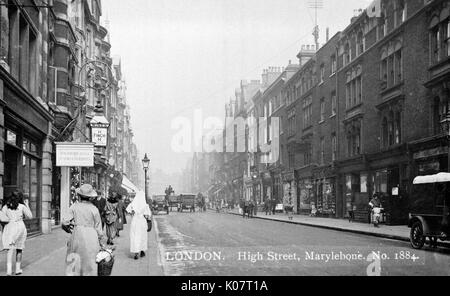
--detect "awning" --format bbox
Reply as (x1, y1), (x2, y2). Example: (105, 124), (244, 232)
(121, 175), (139, 195)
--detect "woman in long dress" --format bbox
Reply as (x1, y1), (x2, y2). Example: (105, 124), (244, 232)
(116, 194), (127, 237)
(63, 184), (104, 276)
(1, 192), (32, 276)
(126, 191), (152, 260)
(105, 193), (119, 245)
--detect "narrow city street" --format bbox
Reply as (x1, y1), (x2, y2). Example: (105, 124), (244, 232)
(154, 211), (450, 276)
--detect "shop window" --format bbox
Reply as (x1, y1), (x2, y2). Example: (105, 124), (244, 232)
(5, 145), (19, 187)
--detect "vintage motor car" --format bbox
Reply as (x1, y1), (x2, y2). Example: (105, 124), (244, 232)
(152, 195), (169, 215)
(408, 173), (450, 249)
(178, 194), (196, 212)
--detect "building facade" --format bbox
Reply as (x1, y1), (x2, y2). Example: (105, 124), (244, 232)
(0, 0), (141, 236)
(197, 0), (450, 225)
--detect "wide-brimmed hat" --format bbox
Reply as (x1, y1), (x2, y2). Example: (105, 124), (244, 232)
(75, 184), (98, 198)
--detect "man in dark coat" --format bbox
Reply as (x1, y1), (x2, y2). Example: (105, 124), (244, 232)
(92, 191), (107, 229)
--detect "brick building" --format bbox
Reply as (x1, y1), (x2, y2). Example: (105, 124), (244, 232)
(0, 0), (141, 236)
(201, 0), (450, 226)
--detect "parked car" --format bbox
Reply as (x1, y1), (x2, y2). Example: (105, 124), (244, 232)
(408, 173), (450, 249)
(152, 195), (169, 215)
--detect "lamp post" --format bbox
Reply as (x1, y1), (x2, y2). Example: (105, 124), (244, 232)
(142, 154), (150, 202)
(441, 110), (450, 172)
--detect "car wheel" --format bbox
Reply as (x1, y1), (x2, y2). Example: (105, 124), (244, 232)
(410, 221), (425, 250)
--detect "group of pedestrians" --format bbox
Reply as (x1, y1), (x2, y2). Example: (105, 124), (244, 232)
(0, 183), (153, 276)
(63, 184), (153, 275)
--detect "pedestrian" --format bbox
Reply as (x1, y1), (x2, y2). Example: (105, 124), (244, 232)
(105, 192), (119, 245)
(116, 194), (127, 237)
(264, 198), (270, 216)
(243, 200), (249, 219)
(63, 184), (104, 276)
(249, 200), (255, 218)
(1, 191), (32, 276)
(310, 202), (318, 217)
(369, 193), (383, 228)
(126, 191), (152, 260)
(348, 201), (356, 223)
(286, 197), (294, 221)
(92, 191), (107, 230)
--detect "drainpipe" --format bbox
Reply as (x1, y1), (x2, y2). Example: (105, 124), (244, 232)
(335, 43), (342, 218)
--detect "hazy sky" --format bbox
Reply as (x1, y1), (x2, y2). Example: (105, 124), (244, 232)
(103, 0), (372, 174)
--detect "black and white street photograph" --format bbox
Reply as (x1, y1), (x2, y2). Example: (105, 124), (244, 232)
(0, 0), (450, 279)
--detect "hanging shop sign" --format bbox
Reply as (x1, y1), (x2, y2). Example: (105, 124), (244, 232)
(91, 127), (108, 147)
(56, 142), (95, 167)
(90, 114), (110, 147)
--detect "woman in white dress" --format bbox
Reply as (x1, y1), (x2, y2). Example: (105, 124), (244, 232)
(126, 191), (152, 260)
(1, 193), (33, 276)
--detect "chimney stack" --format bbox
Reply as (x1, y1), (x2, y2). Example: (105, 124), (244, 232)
(326, 28), (330, 42)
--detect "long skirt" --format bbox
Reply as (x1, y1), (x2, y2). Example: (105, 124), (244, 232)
(129, 215), (148, 254)
(65, 226), (100, 276)
(2, 221), (27, 250)
(105, 222), (117, 241)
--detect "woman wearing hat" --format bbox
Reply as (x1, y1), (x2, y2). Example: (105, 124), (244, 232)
(63, 184), (104, 276)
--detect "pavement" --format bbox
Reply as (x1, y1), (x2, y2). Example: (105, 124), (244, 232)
(222, 208), (450, 247)
(0, 216), (164, 276)
(154, 211), (450, 276)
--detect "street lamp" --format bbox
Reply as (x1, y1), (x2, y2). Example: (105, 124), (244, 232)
(142, 153), (150, 201)
(441, 109), (450, 172)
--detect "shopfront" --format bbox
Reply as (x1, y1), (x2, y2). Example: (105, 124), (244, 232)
(1, 78), (53, 235)
(343, 172), (370, 222)
(282, 171), (296, 213)
(297, 178), (313, 214)
(314, 178), (336, 217)
(4, 121), (43, 234)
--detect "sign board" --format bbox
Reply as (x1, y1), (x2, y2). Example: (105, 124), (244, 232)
(56, 143), (95, 167)
(91, 127), (108, 147)
(392, 187), (399, 196)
